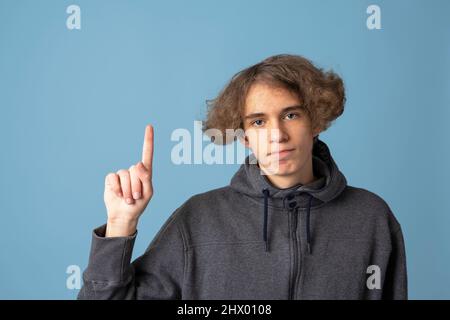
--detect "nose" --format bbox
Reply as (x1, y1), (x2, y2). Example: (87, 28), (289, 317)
(268, 121), (288, 143)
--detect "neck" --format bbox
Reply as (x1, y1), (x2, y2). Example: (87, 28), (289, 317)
(259, 156), (316, 189)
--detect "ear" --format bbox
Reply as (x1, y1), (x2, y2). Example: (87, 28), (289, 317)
(312, 126), (322, 139)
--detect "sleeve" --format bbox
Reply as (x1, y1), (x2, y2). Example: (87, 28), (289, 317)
(382, 226), (408, 300)
(77, 206), (187, 300)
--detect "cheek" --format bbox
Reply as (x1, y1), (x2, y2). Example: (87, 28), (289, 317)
(246, 130), (268, 149)
(247, 137), (270, 160)
(288, 124), (313, 144)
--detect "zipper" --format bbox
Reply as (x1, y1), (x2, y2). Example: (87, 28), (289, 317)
(289, 208), (299, 300)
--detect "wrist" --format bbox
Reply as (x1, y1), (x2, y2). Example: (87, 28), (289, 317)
(106, 218), (138, 237)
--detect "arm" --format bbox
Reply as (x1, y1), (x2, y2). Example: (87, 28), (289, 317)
(77, 124), (185, 299)
(383, 226), (408, 300)
(78, 206), (186, 300)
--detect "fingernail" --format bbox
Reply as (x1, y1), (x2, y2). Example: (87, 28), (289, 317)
(133, 192), (141, 200)
(126, 198), (133, 204)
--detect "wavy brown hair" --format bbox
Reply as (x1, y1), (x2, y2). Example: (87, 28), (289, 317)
(202, 54), (346, 145)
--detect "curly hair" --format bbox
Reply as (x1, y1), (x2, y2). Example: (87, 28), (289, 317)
(202, 54), (346, 145)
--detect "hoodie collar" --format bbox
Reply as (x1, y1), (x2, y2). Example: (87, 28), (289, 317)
(230, 138), (347, 209)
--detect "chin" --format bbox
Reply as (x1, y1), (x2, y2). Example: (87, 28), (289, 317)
(265, 160), (298, 176)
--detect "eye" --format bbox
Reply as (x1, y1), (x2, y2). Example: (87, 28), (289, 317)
(284, 113), (299, 120)
(251, 119), (265, 127)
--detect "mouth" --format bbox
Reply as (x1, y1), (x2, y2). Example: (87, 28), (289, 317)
(269, 148), (295, 159)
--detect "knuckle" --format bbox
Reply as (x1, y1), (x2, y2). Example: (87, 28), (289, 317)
(105, 173), (117, 185)
(105, 173), (113, 183)
(136, 161), (144, 169)
(134, 164), (150, 180)
(135, 162), (145, 173)
(116, 169), (127, 175)
(106, 172), (115, 178)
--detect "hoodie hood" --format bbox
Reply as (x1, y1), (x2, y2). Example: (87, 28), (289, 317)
(229, 138), (347, 254)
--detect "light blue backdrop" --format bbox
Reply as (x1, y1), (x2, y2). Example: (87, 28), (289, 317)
(0, 0), (449, 299)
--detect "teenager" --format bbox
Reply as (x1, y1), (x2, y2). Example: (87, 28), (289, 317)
(78, 54), (407, 299)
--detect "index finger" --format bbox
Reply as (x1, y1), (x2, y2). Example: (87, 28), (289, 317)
(142, 124), (154, 173)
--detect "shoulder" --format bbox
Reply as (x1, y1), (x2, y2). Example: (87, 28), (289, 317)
(189, 186), (234, 202)
(147, 186), (233, 246)
(341, 185), (402, 232)
(343, 185), (390, 209)
(173, 186), (235, 219)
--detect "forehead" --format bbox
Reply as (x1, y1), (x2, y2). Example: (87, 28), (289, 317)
(244, 82), (301, 114)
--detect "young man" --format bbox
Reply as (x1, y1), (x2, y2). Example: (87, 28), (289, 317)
(78, 54), (407, 300)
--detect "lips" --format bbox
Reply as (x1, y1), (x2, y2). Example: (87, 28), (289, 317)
(269, 148), (295, 159)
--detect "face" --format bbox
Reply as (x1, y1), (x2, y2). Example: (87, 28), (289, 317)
(240, 82), (319, 178)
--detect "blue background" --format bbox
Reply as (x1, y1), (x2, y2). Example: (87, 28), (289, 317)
(0, 0), (449, 299)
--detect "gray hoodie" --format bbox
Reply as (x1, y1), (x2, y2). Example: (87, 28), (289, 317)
(78, 139), (407, 300)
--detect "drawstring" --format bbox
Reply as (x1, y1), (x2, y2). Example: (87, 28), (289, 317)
(306, 194), (313, 254)
(261, 189), (314, 255)
(262, 188), (270, 252)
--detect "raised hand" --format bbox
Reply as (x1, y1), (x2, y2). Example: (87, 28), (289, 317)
(104, 125), (154, 237)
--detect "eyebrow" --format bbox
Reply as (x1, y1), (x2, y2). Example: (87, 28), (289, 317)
(243, 105), (304, 121)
